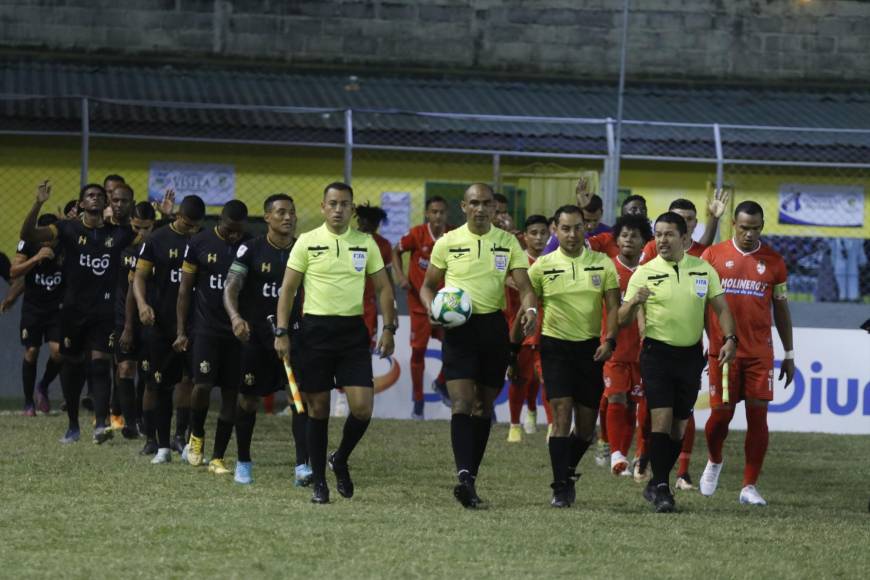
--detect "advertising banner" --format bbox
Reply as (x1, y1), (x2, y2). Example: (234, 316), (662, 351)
(148, 162), (235, 205)
(778, 183), (864, 227)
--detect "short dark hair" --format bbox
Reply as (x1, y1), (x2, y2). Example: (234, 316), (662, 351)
(324, 182), (353, 199)
(356, 202), (388, 226)
(221, 199), (248, 222)
(554, 204), (583, 224)
(668, 198), (696, 213)
(112, 183), (134, 198)
(622, 194), (646, 211)
(493, 193), (509, 205)
(425, 196), (447, 209)
(132, 201), (156, 221)
(734, 200), (764, 220)
(547, 216), (556, 226)
(264, 193), (294, 213)
(654, 211), (688, 235)
(613, 214), (653, 243)
(583, 194), (603, 213)
(37, 213), (58, 227)
(63, 199), (78, 215)
(79, 183), (107, 201)
(103, 174), (125, 186)
(524, 214), (549, 230)
(179, 195), (206, 221)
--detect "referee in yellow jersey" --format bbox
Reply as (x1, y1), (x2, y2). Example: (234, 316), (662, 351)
(420, 183), (537, 509)
(619, 212), (736, 513)
(528, 205), (620, 508)
(275, 182), (397, 504)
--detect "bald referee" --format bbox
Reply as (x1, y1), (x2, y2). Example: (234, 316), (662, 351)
(420, 183), (537, 509)
(619, 212), (736, 513)
(275, 182), (396, 504)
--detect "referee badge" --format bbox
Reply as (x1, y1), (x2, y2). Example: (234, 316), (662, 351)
(591, 274), (601, 288)
(352, 251), (366, 272)
(494, 254), (507, 272)
(694, 278), (708, 298)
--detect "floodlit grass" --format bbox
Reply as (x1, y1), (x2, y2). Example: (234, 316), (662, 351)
(1, 411), (868, 579)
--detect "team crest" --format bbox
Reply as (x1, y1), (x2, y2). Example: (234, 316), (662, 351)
(153, 371), (163, 384)
(591, 274), (601, 288)
(21, 328), (28, 340)
(141, 360), (150, 372)
(351, 251), (366, 272)
(725, 260), (734, 269)
(108, 332), (115, 348)
(244, 373), (255, 386)
(756, 260), (766, 275)
(494, 254), (507, 272)
(694, 277), (708, 298)
(64, 337), (72, 348)
(104, 237), (114, 248)
(604, 376), (611, 388)
(199, 360), (211, 374)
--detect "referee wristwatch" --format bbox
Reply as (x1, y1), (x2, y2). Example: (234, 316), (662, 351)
(382, 323), (398, 334)
(722, 334), (738, 345)
(274, 327), (289, 337)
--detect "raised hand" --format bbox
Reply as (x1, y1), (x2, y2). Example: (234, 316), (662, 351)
(708, 188), (730, 219)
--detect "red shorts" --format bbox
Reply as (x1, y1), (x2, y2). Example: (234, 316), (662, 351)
(603, 360), (643, 402)
(363, 302), (377, 339)
(410, 309), (443, 350)
(708, 356), (774, 406)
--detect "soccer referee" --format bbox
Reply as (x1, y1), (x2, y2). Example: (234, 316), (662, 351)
(619, 211), (736, 513)
(420, 183), (537, 509)
(274, 182), (396, 504)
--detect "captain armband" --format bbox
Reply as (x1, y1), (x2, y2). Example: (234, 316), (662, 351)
(773, 283), (788, 301)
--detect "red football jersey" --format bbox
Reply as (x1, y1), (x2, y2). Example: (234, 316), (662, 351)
(588, 231), (619, 258)
(640, 239), (707, 264)
(702, 240), (788, 359)
(363, 232), (394, 311)
(505, 252), (542, 346)
(397, 224), (447, 292)
(602, 255), (642, 362)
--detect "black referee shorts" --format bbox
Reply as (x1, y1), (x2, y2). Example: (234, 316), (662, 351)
(59, 306), (113, 357)
(540, 336), (604, 408)
(442, 311), (509, 390)
(143, 324), (189, 390)
(639, 338), (706, 420)
(20, 305), (61, 348)
(295, 315), (372, 392)
(239, 327), (286, 397)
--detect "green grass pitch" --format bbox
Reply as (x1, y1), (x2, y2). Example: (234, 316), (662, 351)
(2, 413), (868, 578)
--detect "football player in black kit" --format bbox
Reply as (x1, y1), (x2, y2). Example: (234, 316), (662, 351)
(10, 213), (64, 415)
(223, 194), (309, 485)
(133, 195), (206, 463)
(114, 201), (157, 439)
(177, 200), (249, 473)
(20, 180), (135, 444)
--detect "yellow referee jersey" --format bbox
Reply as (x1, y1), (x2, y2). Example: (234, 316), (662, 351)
(528, 248), (619, 341)
(624, 253), (724, 347)
(429, 224), (527, 314)
(286, 224), (385, 317)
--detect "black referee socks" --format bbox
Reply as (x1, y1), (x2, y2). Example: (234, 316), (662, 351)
(307, 417), (329, 483)
(235, 408), (256, 463)
(650, 432), (677, 487)
(291, 409), (309, 466)
(470, 415), (491, 478)
(450, 413), (474, 475)
(548, 436), (570, 484)
(335, 414), (371, 465)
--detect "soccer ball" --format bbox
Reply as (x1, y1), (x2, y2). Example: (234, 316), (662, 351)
(431, 287), (472, 328)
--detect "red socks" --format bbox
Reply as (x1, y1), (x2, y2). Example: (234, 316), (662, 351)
(678, 415), (695, 475)
(410, 348), (425, 403)
(744, 405), (769, 486)
(598, 395), (608, 442)
(606, 401), (634, 455)
(704, 407), (734, 464)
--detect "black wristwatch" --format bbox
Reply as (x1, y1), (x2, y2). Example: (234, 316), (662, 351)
(383, 323), (398, 334)
(723, 334), (738, 345)
(274, 327), (289, 337)
(605, 337), (617, 350)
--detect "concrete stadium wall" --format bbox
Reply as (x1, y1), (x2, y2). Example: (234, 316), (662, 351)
(1, 0), (869, 83)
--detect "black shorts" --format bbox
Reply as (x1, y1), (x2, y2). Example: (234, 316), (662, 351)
(59, 307), (114, 356)
(442, 312), (509, 390)
(191, 332), (242, 388)
(540, 336), (604, 408)
(240, 328), (287, 397)
(144, 325), (189, 389)
(295, 315), (372, 392)
(639, 338), (706, 420)
(20, 306), (61, 348)
(114, 325), (147, 364)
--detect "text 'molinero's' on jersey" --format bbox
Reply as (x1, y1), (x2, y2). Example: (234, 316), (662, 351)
(136, 223), (191, 330)
(115, 243), (140, 329)
(16, 240), (63, 314)
(286, 224), (384, 317)
(625, 253), (724, 348)
(230, 235), (303, 334)
(702, 240), (788, 359)
(49, 218), (134, 313)
(528, 248), (619, 342)
(429, 224), (527, 315)
(182, 226), (250, 337)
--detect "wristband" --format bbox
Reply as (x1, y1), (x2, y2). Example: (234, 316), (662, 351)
(783, 350), (795, 360)
(526, 307), (538, 316)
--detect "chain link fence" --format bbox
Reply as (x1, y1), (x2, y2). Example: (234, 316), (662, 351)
(0, 96), (867, 304)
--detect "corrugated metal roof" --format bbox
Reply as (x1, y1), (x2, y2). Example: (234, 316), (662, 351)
(2, 59), (869, 161)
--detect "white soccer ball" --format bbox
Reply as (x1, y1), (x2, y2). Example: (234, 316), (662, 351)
(431, 287), (472, 329)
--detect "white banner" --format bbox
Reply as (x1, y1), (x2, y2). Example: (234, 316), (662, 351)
(778, 183), (864, 227)
(148, 161), (235, 205)
(379, 192), (412, 246)
(365, 320), (870, 434)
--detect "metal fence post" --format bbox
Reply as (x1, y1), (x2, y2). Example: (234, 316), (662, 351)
(343, 108), (353, 185)
(80, 97), (89, 188)
(602, 118), (617, 225)
(714, 123), (724, 190)
(492, 153), (501, 191)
